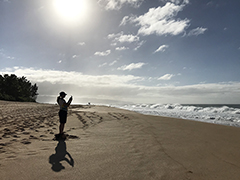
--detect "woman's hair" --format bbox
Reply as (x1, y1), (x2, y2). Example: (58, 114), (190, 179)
(57, 96), (61, 105)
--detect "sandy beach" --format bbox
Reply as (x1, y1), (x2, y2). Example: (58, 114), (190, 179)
(1, 101), (240, 180)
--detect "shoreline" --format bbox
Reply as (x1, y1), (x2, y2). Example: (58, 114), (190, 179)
(1, 101), (240, 179)
(4, 100), (238, 128)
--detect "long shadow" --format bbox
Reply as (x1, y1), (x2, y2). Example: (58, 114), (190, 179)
(49, 140), (74, 172)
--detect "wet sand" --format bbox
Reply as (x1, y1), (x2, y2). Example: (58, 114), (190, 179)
(1, 100), (240, 180)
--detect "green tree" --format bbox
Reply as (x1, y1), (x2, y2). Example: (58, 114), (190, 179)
(0, 74), (39, 102)
(30, 83), (38, 101)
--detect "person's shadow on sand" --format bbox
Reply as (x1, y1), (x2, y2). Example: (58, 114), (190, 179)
(49, 140), (74, 172)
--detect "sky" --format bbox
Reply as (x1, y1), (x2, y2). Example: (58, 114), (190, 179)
(1, 0), (240, 104)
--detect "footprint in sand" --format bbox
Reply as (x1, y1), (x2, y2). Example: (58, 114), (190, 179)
(0, 143), (6, 146)
(13, 135), (20, 138)
(22, 132), (30, 135)
(7, 155), (16, 159)
(2, 134), (11, 138)
(21, 139), (31, 144)
(29, 135), (38, 139)
(68, 135), (80, 139)
(40, 135), (47, 138)
(4, 128), (10, 132)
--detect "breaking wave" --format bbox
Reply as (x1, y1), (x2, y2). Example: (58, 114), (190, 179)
(114, 104), (240, 127)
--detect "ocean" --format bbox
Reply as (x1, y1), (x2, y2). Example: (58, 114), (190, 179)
(113, 104), (240, 127)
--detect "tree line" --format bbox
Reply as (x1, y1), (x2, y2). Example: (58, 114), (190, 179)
(0, 74), (38, 102)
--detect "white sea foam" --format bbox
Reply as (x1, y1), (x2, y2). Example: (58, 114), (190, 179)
(114, 104), (240, 127)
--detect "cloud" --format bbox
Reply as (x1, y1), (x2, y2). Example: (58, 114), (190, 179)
(0, 48), (15, 60)
(1, 67), (144, 103)
(187, 27), (207, 36)
(120, 16), (130, 26)
(99, 60), (118, 67)
(109, 60), (117, 66)
(2, 67), (142, 85)
(78, 42), (85, 46)
(117, 62), (146, 71)
(134, 40), (145, 50)
(2, 67), (240, 104)
(206, 1), (214, 7)
(94, 50), (111, 56)
(121, 2), (190, 36)
(98, 0), (144, 10)
(154, 45), (169, 53)
(72, 55), (78, 58)
(108, 32), (143, 51)
(160, 0), (189, 5)
(116, 46), (129, 51)
(108, 32), (139, 43)
(158, 74), (174, 80)
(98, 63), (108, 67)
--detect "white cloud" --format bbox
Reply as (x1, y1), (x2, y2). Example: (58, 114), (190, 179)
(108, 32), (139, 43)
(160, 0), (189, 5)
(2, 67), (240, 104)
(134, 40), (145, 50)
(0, 48), (15, 60)
(158, 74), (174, 80)
(117, 62), (146, 71)
(116, 46), (129, 51)
(78, 42), (85, 46)
(154, 45), (169, 53)
(1, 67), (143, 88)
(72, 55), (78, 58)
(99, 63), (108, 67)
(109, 60), (117, 66)
(122, 2), (190, 36)
(206, 1), (214, 7)
(94, 50), (111, 56)
(110, 42), (117, 46)
(98, 0), (143, 10)
(108, 32), (143, 51)
(188, 27), (207, 36)
(99, 61), (118, 67)
(120, 16), (130, 26)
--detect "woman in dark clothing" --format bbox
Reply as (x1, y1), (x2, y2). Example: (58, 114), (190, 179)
(57, 91), (73, 137)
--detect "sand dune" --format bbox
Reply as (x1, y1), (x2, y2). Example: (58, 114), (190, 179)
(1, 101), (240, 180)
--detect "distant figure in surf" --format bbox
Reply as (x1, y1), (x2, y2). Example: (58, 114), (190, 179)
(57, 91), (73, 138)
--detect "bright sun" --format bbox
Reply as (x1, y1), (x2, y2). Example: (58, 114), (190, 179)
(53, 0), (88, 22)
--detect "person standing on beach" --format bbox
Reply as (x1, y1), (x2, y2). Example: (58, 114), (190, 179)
(57, 92), (73, 137)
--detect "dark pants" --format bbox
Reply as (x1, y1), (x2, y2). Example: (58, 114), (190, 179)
(59, 110), (67, 124)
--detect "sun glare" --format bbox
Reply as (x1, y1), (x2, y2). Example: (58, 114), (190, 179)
(53, 0), (88, 22)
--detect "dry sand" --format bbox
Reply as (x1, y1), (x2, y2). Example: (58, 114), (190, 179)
(1, 100), (240, 180)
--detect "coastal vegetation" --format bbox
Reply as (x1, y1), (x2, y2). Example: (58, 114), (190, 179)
(0, 74), (38, 102)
